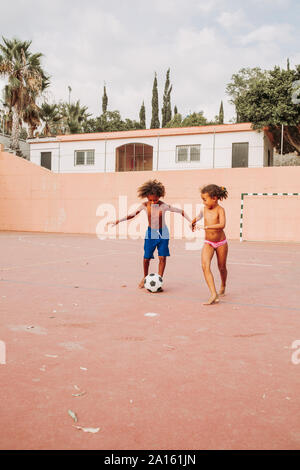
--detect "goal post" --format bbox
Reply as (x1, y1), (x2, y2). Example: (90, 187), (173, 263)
(240, 192), (300, 242)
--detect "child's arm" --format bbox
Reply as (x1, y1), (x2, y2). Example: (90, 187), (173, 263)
(204, 207), (226, 230)
(168, 205), (192, 223)
(191, 208), (204, 231)
(107, 204), (145, 226)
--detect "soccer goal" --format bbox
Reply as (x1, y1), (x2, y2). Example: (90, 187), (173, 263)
(240, 192), (300, 242)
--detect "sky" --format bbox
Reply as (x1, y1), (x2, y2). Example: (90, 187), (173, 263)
(1, 0), (300, 126)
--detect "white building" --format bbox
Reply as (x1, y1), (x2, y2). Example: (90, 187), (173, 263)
(28, 122), (274, 173)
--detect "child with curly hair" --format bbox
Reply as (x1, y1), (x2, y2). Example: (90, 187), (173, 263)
(191, 184), (228, 305)
(107, 179), (191, 289)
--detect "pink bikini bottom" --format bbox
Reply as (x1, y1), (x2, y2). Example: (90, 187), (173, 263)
(204, 239), (227, 249)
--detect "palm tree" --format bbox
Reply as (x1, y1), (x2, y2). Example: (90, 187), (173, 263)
(23, 74), (50, 138)
(39, 102), (62, 136)
(60, 100), (91, 134)
(0, 37), (47, 153)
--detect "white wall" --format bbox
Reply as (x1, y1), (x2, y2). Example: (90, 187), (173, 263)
(29, 129), (267, 173)
(30, 141), (60, 171)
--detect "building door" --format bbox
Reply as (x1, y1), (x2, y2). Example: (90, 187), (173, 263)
(268, 149), (271, 166)
(232, 142), (249, 167)
(41, 152), (52, 170)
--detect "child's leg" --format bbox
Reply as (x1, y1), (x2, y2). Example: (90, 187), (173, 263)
(139, 258), (151, 288)
(201, 243), (219, 305)
(216, 243), (228, 295)
(158, 256), (166, 277)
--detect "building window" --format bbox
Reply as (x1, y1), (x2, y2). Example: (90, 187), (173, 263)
(75, 150), (95, 166)
(232, 142), (249, 167)
(176, 145), (200, 163)
(41, 152), (52, 170)
(115, 143), (153, 172)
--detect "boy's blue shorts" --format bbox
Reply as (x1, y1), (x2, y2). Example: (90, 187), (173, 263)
(144, 226), (170, 259)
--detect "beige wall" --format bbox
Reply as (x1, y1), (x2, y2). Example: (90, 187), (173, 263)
(1, 147), (300, 241)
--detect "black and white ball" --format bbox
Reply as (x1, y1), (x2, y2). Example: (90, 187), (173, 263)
(144, 273), (163, 292)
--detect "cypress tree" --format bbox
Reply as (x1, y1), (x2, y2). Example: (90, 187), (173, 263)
(287, 58), (290, 71)
(139, 101), (146, 129)
(174, 105), (178, 115)
(102, 85), (108, 114)
(219, 100), (224, 124)
(150, 72), (160, 129)
(162, 68), (172, 127)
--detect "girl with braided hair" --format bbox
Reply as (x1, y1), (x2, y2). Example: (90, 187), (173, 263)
(191, 184), (228, 305)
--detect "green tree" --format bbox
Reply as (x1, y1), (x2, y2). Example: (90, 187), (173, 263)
(161, 68), (172, 127)
(165, 112), (183, 128)
(150, 72), (160, 129)
(226, 67), (267, 123)
(139, 101), (146, 129)
(166, 111), (213, 128)
(102, 85), (108, 114)
(218, 100), (224, 124)
(0, 37), (47, 154)
(227, 65), (300, 155)
(60, 100), (91, 134)
(181, 111), (208, 127)
(23, 73), (50, 138)
(39, 102), (62, 136)
(174, 105), (178, 115)
(124, 118), (143, 130)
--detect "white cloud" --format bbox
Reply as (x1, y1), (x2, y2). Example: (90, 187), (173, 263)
(177, 27), (217, 53)
(197, 0), (222, 13)
(216, 10), (250, 30)
(240, 23), (294, 45)
(251, 0), (290, 6)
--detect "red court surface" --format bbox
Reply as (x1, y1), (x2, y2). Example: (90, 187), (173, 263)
(0, 231), (300, 450)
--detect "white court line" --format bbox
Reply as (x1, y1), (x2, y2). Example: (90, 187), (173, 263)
(0, 250), (119, 272)
(227, 262), (272, 267)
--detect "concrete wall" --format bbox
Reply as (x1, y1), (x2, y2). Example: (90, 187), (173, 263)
(274, 151), (300, 166)
(29, 130), (267, 173)
(1, 145), (300, 241)
(0, 134), (30, 159)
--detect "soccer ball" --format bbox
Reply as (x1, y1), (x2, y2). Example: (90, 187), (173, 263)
(144, 273), (163, 293)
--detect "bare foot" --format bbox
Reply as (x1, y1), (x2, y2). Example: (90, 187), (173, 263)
(203, 294), (220, 305)
(219, 286), (226, 296)
(138, 278), (145, 289)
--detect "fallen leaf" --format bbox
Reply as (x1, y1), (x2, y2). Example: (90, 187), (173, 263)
(72, 391), (86, 397)
(68, 409), (78, 423)
(73, 426), (100, 433)
(163, 344), (175, 350)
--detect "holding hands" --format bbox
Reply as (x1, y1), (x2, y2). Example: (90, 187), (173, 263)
(190, 222), (205, 232)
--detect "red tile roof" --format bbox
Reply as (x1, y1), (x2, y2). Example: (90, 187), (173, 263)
(29, 123), (256, 144)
